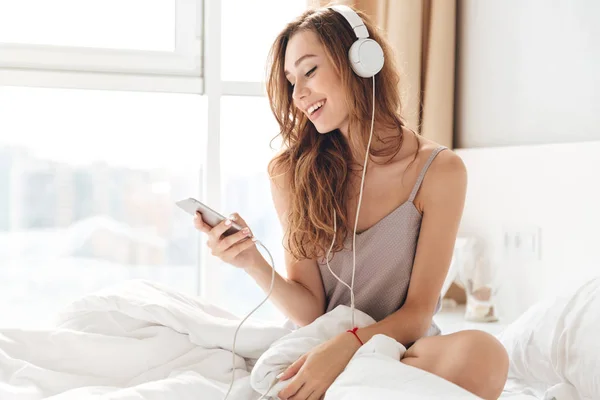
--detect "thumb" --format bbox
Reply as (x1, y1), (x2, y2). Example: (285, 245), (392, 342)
(278, 354), (307, 381)
(228, 212), (248, 228)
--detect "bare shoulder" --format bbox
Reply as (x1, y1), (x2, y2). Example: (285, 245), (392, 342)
(429, 146), (467, 182)
(422, 146), (467, 206)
(412, 139), (467, 211)
(267, 157), (292, 226)
(268, 151), (289, 187)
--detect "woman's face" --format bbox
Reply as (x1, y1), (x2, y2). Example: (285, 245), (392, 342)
(284, 30), (349, 135)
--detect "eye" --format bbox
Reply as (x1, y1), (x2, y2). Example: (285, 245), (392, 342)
(305, 66), (317, 77)
(288, 66), (317, 88)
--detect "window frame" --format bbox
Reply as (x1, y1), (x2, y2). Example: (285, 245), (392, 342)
(201, 0), (275, 299)
(0, 0), (204, 94)
(0, 0), (276, 300)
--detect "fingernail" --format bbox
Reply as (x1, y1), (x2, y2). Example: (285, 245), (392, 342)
(242, 227), (250, 234)
(251, 237), (257, 242)
(276, 372), (284, 379)
(224, 219), (232, 226)
(229, 214), (237, 221)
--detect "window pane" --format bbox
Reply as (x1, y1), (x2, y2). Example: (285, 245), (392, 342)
(215, 96), (285, 323)
(0, 87), (206, 328)
(221, 0), (307, 81)
(0, 0), (175, 52)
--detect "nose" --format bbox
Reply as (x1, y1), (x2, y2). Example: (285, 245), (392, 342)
(292, 81), (309, 103)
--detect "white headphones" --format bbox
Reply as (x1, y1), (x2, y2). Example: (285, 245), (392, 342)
(329, 5), (384, 78)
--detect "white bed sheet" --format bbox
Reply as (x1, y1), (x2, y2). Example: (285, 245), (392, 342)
(500, 394), (540, 400)
(0, 279), (485, 400)
(4, 278), (585, 400)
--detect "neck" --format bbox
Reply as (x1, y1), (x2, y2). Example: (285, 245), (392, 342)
(344, 124), (407, 166)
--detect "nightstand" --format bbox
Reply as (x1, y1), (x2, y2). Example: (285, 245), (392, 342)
(433, 304), (507, 336)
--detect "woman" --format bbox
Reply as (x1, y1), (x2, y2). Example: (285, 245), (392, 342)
(195, 5), (509, 400)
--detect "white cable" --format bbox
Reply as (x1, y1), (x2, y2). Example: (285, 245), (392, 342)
(223, 240), (276, 400)
(327, 76), (376, 329)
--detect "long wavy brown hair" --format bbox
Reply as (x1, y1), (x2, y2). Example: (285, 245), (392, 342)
(267, 5), (408, 261)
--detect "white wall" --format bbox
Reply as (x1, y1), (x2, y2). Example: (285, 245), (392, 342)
(456, 0), (600, 148)
(455, 141), (600, 323)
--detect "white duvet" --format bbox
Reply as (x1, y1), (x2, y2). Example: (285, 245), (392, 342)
(0, 279), (480, 400)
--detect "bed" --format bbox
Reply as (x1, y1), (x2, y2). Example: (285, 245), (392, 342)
(0, 275), (598, 400)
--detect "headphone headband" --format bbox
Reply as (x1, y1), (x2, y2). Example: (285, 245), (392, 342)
(329, 5), (369, 39)
(328, 4), (384, 78)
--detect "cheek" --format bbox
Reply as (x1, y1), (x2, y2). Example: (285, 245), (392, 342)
(329, 89), (348, 119)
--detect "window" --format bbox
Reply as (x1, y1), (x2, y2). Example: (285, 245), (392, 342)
(0, 86), (206, 328)
(214, 96), (285, 322)
(221, 0), (307, 82)
(0, 1), (176, 51)
(0, 0), (309, 328)
(0, 0), (203, 93)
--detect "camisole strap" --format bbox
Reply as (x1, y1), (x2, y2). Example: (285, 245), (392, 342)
(408, 146), (447, 203)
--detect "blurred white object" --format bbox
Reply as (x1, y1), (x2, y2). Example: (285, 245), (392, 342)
(454, 236), (499, 322)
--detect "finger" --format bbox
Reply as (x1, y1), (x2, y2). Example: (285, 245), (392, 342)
(278, 378), (305, 400)
(194, 212), (210, 233)
(305, 389), (323, 400)
(228, 213), (253, 237)
(215, 227), (252, 253)
(289, 384), (315, 400)
(280, 354), (307, 381)
(207, 216), (237, 243)
(221, 235), (256, 259)
(228, 212), (247, 228)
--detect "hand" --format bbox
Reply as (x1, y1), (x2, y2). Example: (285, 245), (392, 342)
(194, 212), (261, 269)
(277, 332), (362, 400)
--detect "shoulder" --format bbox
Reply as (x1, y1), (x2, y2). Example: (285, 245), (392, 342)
(421, 145), (467, 206)
(268, 150), (291, 189)
(408, 138), (466, 212)
(428, 146), (467, 183)
(268, 151), (293, 220)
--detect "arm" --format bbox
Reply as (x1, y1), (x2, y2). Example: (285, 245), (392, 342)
(243, 162), (326, 327)
(276, 151), (467, 400)
(355, 150), (468, 346)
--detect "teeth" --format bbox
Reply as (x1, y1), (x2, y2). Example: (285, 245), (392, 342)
(308, 100), (325, 115)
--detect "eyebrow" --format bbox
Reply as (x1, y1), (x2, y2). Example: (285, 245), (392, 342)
(284, 54), (317, 76)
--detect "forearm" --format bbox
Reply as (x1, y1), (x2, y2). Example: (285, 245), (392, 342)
(355, 304), (432, 348)
(244, 253), (324, 327)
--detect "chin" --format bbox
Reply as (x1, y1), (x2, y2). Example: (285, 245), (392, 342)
(314, 125), (335, 134)
(313, 121), (341, 135)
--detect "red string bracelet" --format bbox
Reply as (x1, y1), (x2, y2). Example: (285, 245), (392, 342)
(346, 327), (364, 345)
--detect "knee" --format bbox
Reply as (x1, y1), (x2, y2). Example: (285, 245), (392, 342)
(453, 330), (509, 400)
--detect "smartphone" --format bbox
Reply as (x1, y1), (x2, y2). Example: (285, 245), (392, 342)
(176, 197), (243, 237)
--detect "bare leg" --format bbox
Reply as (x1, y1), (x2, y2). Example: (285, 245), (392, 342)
(401, 330), (509, 400)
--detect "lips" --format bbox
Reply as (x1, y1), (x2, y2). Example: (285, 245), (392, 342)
(303, 99), (327, 122)
(307, 99), (325, 116)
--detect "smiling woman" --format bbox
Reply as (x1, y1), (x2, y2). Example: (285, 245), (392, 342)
(243, 5), (507, 400)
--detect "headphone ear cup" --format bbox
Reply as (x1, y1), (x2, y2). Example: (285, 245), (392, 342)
(348, 38), (385, 78)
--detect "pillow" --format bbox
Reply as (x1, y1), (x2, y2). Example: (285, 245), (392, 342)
(498, 276), (600, 400)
